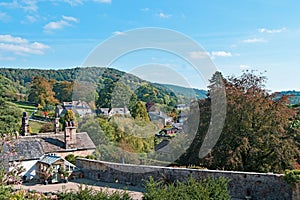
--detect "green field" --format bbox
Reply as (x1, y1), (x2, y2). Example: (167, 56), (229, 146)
(13, 101), (37, 116)
(29, 120), (45, 134)
(13, 101), (46, 133)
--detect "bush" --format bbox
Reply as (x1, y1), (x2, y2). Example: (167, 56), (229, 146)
(0, 186), (48, 200)
(0, 185), (11, 199)
(143, 176), (230, 200)
(58, 184), (132, 200)
(283, 169), (300, 185)
(65, 154), (76, 165)
(39, 123), (54, 133)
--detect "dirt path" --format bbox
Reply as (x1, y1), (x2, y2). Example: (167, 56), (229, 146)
(13, 178), (144, 200)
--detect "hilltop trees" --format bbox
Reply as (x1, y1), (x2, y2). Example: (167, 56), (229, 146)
(180, 71), (299, 173)
(136, 84), (177, 106)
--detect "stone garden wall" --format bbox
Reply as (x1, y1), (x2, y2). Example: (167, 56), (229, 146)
(76, 158), (297, 200)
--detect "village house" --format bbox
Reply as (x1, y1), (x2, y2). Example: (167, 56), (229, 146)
(56, 100), (94, 118)
(98, 107), (130, 117)
(2, 112), (96, 181)
(148, 111), (173, 126)
(155, 126), (180, 138)
(37, 154), (79, 184)
(175, 103), (189, 111)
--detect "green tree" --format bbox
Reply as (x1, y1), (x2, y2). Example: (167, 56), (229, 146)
(72, 81), (97, 104)
(98, 117), (116, 141)
(0, 98), (22, 137)
(78, 117), (108, 146)
(96, 78), (114, 108)
(65, 154), (76, 165)
(63, 110), (76, 122)
(128, 93), (138, 115)
(131, 101), (150, 122)
(111, 82), (133, 108)
(53, 81), (73, 102)
(180, 71), (299, 173)
(0, 75), (18, 100)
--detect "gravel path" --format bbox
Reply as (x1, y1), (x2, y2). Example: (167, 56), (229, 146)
(13, 178), (144, 200)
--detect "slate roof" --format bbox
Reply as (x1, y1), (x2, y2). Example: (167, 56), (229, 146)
(39, 154), (62, 165)
(2, 132), (96, 162)
(39, 154), (76, 168)
(2, 139), (44, 161)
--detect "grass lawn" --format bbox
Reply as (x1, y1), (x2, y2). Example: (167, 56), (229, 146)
(13, 101), (37, 116)
(29, 120), (44, 134)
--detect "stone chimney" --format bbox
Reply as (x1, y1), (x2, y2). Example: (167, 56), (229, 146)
(64, 121), (76, 149)
(54, 113), (59, 134)
(21, 112), (29, 136)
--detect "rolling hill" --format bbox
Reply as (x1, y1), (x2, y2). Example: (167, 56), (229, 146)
(0, 67), (207, 105)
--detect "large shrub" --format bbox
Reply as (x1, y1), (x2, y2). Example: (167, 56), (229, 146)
(58, 184), (131, 200)
(143, 176), (230, 200)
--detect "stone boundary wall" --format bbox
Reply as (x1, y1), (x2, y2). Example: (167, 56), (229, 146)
(76, 158), (296, 200)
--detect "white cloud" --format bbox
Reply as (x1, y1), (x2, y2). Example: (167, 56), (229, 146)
(113, 31), (126, 36)
(0, 12), (11, 22)
(44, 15), (79, 33)
(44, 20), (70, 31)
(0, 34), (49, 56)
(63, 0), (83, 6)
(0, 35), (28, 43)
(0, 0), (38, 12)
(94, 0), (112, 3)
(189, 51), (232, 60)
(62, 15), (78, 22)
(258, 27), (287, 34)
(30, 42), (49, 50)
(240, 64), (250, 70)
(189, 51), (210, 59)
(0, 1), (20, 8)
(211, 51), (232, 57)
(157, 12), (172, 18)
(22, 0), (38, 12)
(242, 38), (266, 43)
(22, 15), (38, 23)
(141, 8), (150, 12)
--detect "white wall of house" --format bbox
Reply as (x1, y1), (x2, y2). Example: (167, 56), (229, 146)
(9, 160), (39, 180)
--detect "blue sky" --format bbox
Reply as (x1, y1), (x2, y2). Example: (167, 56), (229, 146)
(0, 0), (300, 91)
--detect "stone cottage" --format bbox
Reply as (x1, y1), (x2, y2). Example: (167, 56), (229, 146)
(2, 112), (96, 181)
(37, 154), (78, 184)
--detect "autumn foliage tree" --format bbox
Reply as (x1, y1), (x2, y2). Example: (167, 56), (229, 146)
(28, 76), (59, 106)
(179, 71), (299, 173)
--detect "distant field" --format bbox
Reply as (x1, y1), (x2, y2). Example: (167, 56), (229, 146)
(13, 101), (45, 133)
(14, 101), (37, 116)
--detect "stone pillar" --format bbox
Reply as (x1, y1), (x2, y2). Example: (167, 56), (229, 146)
(54, 113), (60, 134)
(64, 121), (77, 149)
(21, 112), (29, 136)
